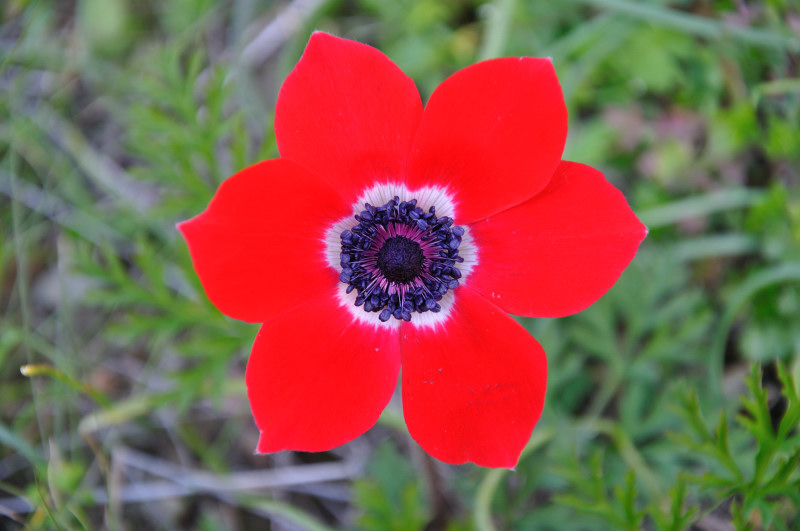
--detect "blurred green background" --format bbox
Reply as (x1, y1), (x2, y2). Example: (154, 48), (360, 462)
(1, 0), (799, 529)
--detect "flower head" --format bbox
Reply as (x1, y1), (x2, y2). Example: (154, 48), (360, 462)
(178, 32), (647, 468)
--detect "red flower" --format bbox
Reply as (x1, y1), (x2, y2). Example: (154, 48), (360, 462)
(178, 32), (646, 468)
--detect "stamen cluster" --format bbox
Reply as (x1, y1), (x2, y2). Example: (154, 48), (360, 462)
(339, 197), (464, 322)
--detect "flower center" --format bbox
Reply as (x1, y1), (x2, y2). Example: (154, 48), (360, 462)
(376, 236), (424, 284)
(339, 197), (464, 322)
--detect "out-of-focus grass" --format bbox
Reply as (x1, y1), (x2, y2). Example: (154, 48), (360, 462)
(1, 0), (799, 529)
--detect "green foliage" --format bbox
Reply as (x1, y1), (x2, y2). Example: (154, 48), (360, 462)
(672, 364), (800, 529)
(2, 0), (799, 529)
(555, 456), (645, 530)
(492, 362), (800, 530)
(353, 442), (429, 530)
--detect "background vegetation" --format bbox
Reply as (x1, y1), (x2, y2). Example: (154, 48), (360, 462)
(1, 0), (799, 529)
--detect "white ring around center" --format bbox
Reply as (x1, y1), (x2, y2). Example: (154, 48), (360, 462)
(323, 182), (478, 330)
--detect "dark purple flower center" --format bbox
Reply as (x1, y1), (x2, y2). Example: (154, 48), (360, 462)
(377, 236), (425, 284)
(339, 197), (464, 322)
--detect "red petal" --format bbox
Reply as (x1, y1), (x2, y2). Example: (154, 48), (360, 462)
(467, 161), (647, 317)
(401, 288), (547, 468)
(247, 291), (401, 453)
(275, 32), (422, 198)
(408, 57), (567, 224)
(178, 159), (348, 323)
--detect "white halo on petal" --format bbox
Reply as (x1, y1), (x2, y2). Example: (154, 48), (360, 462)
(404, 289), (456, 330)
(334, 282), (401, 330)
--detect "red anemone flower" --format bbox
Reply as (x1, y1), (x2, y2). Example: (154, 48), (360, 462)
(178, 32), (646, 468)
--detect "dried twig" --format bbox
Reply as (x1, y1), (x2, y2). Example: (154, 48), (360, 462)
(104, 444), (366, 503)
(240, 0), (328, 68)
(0, 443), (368, 516)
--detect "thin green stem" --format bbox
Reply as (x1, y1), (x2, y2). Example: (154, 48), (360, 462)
(234, 494), (336, 531)
(473, 427), (556, 531)
(20, 364), (111, 408)
(638, 188), (764, 229)
(478, 0), (517, 60)
(586, 365), (625, 418)
(474, 469), (506, 531)
(573, 0), (800, 51)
